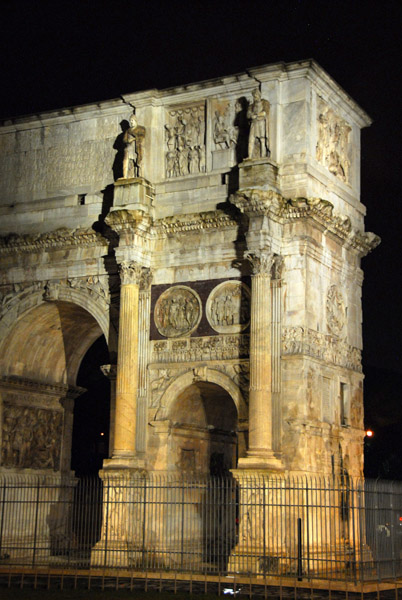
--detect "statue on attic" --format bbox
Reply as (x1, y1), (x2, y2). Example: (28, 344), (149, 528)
(247, 88), (270, 159)
(122, 112), (146, 179)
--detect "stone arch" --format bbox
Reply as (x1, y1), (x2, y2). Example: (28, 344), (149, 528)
(0, 283), (118, 358)
(157, 367), (247, 421)
(0, 298), (109, 386)
(153, 368), (248, 475)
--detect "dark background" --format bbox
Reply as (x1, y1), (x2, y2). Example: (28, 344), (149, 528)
(2, 1), (401, 477)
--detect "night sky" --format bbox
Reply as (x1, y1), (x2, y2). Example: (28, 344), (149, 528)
(1, 1), (401, 477)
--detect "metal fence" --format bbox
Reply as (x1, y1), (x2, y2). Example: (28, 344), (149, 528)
(0, 473), (401, 583)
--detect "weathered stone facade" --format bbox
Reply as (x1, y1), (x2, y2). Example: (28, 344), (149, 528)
(0, 60), (379, 567)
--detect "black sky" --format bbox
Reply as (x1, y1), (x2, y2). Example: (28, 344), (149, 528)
(1, 0), (402, 470)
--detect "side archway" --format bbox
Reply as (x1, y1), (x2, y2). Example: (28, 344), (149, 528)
(153, 368), (248, 475)
(0, 298), (112, 476)
(157, 367), (247, 422)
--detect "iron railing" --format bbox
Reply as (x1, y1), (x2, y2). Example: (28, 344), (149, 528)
(0, 473), (401, 582)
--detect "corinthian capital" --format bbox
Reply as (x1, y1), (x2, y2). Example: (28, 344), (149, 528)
(119, 261), (143, 285)
(246, 247), (275, 276)
(139, 267), (153, 291)
(272, 255), (284, 280)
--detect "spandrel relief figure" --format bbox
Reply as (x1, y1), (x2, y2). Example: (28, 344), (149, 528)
(326, 285), (346, 337)
(247, 88), (270, 159)
(122, 113), (146, 179)
(316, 103), (351, 183)
(165, 105), (205, 178)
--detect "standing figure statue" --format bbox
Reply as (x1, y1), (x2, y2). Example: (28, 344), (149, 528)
(122, 113), (146, 179)
(247, 89), (270, 159)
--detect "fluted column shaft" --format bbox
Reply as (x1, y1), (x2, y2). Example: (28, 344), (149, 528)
(248, 268), (272, 453)
(136, 271), (152, 454)
(238, 249), (282, 470)
(105, 261), (149, 467)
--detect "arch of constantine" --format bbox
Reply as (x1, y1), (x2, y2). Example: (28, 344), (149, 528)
(0, 60), (379, 572)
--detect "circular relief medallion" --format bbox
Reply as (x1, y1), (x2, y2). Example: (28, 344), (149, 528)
(206, 281), (251, 334)
(154, 286), (202, 338)
(326, 285), (346, 337)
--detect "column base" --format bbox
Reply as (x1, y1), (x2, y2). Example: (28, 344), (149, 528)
(103, 455), (146, 471)
(237, 450), (283, 471)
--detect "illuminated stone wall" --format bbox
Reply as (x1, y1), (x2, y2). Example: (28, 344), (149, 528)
(0, 60), (378, 488)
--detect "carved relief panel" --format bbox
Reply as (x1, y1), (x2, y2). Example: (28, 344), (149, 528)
(165, 103), (206, 178)
(316, 99), (352, 183)
(206, 281), (251, 334)
(326, 285), (346, 338)
(154, 285), (202, 338)
(1, 403), (63, 470)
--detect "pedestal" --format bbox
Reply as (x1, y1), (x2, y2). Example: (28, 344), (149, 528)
(113, 177), (155, 213)
(239, 157), (278, 190)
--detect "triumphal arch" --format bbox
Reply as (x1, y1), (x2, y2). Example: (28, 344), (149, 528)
(0, 61), (379, 570)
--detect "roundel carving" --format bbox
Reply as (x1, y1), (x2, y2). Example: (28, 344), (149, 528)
(326, 285), (346, 337)
(154, 286), (202, 338)
(206, 281), (251, 334)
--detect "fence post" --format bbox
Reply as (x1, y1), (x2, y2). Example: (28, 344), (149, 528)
(141, 476), (147, 569)
(32, 478), (40, 567)
(0, 481), (5, 556)
(297, 517), (303, 580)
(104, 478), (110, 568)
(180, 481), (185, 570)
(305, 479), (310, 579)
(389, 481), (396, 581)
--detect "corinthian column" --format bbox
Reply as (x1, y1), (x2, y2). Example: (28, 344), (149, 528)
(104, 261), (149, 469)
(238, 248), (282, 470)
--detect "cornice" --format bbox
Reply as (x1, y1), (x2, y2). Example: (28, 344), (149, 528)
(231, 190), (380, 257)
(153, 210), (238, 236)
(0, 227), (108, 255)
(105, 209), (153, 235)
(0, 375), (85, 398)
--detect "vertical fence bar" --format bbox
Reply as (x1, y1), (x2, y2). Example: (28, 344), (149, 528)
(32, 479), (40, 567)
(141, 476), (147, 569)
(0, 481), (6, 557)
(1, 472), (401, 584)
(305, 479), (310, 579)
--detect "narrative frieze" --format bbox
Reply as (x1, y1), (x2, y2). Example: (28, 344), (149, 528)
(165, 104), (205, 178)
(282, 326), (362, 372)
(1, 403), (63, 471)
(154, 286), (202, 338)
(151, 334), (250, 363)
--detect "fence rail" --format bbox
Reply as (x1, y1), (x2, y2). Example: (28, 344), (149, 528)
(0, 474), (401, 583)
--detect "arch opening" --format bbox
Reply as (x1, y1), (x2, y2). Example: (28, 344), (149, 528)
(0, 301), (110, 476)
(170, 381), (239, 476)
(0, 301), (104, 386)
(72, 335), (110, 476)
